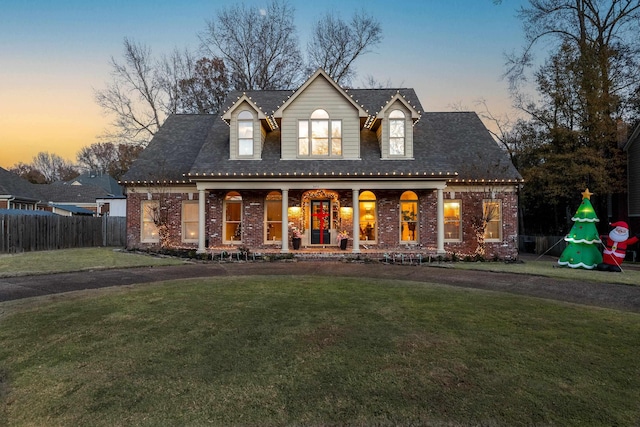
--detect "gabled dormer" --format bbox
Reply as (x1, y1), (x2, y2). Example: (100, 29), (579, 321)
(222, 94), (272, 160)
(274, 69), (368, 160)
(376, 92), (421, 160)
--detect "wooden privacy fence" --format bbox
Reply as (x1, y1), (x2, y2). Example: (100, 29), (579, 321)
(0, 214), (126, 253)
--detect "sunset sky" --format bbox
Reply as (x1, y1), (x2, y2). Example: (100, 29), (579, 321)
(0, 0), (528, 169)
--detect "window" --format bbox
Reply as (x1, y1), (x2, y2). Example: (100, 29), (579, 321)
(389, 109), (405, 156)
(141, 200), (159, 242)
(182, 201), (198, 242)
(224, 192), (242, 243)
(483, 200), (502, 241)
(400, 191), (418, 242)
(298, 109), (342, 157)
(359, 191), (377, 242)
(265, 191), (282, 243)
(238, 110), (254, 156)
(444, 200), (461, 241)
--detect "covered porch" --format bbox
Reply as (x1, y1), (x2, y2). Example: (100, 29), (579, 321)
(194, 178), (449, 255)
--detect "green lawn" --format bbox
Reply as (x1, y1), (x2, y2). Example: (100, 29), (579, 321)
(1, 275), (639, 426)
(0, 248), (184, 277)
(449, 257), (640, 286)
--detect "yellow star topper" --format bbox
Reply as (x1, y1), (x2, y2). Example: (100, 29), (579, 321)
(581, 188), (593, 200)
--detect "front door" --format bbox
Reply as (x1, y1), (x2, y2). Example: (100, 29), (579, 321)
(310, 200), (331, 244)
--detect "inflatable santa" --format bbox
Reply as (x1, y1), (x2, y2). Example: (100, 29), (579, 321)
(597, 221), (640, 272)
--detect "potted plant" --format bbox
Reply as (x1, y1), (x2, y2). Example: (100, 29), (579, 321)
(291, 226), (302, 250)
(336, 230), (349, 250)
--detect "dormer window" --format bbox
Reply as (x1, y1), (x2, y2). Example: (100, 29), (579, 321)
(238, 110), (254, 156)
(298, 109), (342, 157)
(389, 109), (405, 156)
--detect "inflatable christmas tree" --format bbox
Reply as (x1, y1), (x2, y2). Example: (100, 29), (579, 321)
(558, 189), (603, 269)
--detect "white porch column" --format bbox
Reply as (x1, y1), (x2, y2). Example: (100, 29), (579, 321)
(197, 189), (207, 253)
(436, 188), (445, 254)
(281, 189), (289, 253)
(352, 189), (360, 253)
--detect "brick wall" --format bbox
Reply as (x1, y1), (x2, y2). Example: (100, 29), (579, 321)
(126, 186), (519, 258)
(442, 188), (519, 259)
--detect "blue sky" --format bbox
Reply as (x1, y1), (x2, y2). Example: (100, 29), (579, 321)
(0, 0), (528, 167)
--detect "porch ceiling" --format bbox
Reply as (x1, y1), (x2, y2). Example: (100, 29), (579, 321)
(193, 177), (450, 191)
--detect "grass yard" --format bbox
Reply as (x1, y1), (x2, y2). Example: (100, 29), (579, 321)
(1, 275), (639, 426)
(0, 248), (184, 277)
(450, 257), (640, 286)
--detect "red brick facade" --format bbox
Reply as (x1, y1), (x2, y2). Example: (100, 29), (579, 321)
(126, 185), (518, 259)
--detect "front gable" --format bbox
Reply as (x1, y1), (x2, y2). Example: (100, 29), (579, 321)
(277, 73), (364, 160)
(273, 69), (368, 119)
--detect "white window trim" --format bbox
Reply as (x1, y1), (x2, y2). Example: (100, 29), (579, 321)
(298, 109), (342, 158)
(237, 110), (254, 157)
(400, 192), (418, 243)
(181, 201), (199, 243)
(359, 192), (377, 243)
(389, 109), (406, 157)
(444, 199), (462, 242)
(483, 199), (502, 242)
(141, 200), (159, 243)
(264, 193), (283, 245)
(223, 196), (242, 244)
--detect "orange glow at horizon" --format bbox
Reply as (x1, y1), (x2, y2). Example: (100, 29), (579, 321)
(0, 93), (109, 169)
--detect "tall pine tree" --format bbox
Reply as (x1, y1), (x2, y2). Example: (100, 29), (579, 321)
(558, 189), (602, 269)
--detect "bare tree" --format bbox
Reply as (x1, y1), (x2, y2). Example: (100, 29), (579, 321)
(473, 98), (524, 164)
(8, 162), (47, 184)
(506, 1), (640, 86)
(307, 11), (382, 86)
(177, 57), (229, 114)
(76, 142), (143, 180)
(77, 142), (119, 174)
(200, 0), (303, 90)
(94, 38), (166, 146)
(111, 143), (144, 180)
(31, 152), (78, 183)
(358, 74), (399, 89)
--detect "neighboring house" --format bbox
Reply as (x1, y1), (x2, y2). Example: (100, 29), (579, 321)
(43, 182), (113, 216)
(1, 167), (125, 217)
(68, 171), (124, 196)
(624, 123), (640, 231)
(121, 69), (522, 258)
(96, 196), (127, 217)
(48, 204), (96, 216)
(66, 172), (126, 217)
(0, 167), (45, 211)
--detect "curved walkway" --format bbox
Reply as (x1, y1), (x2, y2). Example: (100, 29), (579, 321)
(1, 261), (640, 313)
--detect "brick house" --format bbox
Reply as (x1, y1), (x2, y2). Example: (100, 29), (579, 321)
(121, 69), (522, 258)
(0, 167), (44, 211)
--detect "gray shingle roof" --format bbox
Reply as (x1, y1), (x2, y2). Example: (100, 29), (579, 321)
(221, 90), (294, 117)
(347, 88), (423, 115)
(68, 172), (124, 196)
(121, 114), (217, 182)
(221, 88), (423, 119)
(44, 182), (112, 203)
(0, 167), (42, 200)
(122, 91), (521, 183)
